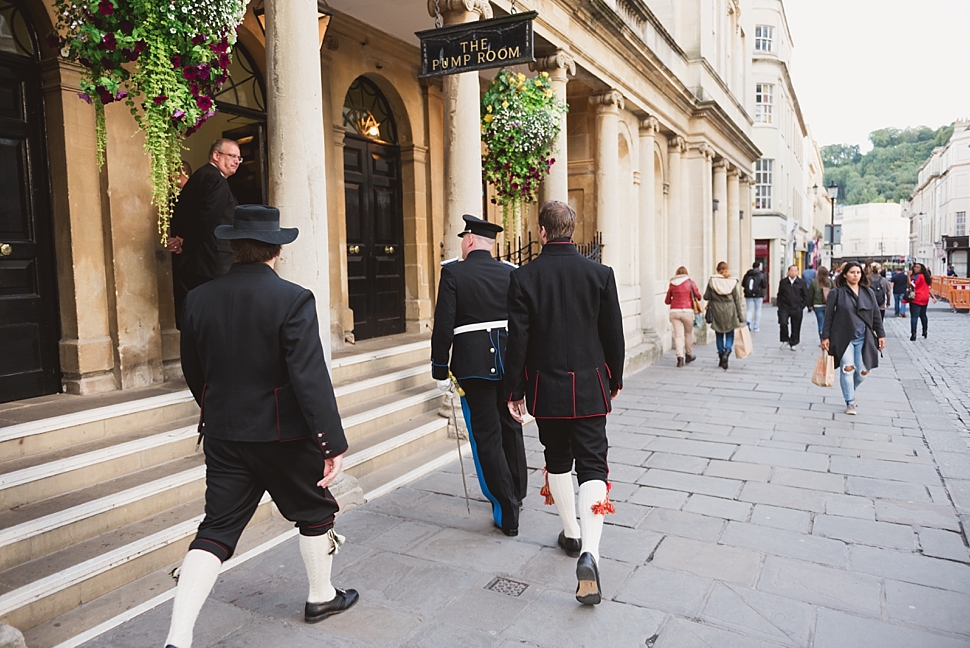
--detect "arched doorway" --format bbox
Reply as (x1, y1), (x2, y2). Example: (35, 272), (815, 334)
(0, 0), (59, 403)
(342, 76), (405, 340)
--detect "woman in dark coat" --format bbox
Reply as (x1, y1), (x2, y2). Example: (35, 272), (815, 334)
(703, 261), (745, 370)
(820, 262), (887, 415)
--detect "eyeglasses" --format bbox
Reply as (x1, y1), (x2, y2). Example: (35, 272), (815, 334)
(218, 151), (244, 163)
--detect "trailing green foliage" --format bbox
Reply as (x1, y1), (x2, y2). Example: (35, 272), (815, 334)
(822, 124), (954, 205)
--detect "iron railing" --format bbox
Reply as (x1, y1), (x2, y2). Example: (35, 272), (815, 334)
(498, 231), (603, 266)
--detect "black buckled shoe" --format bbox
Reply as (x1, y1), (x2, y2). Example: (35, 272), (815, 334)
(558, 531), (581, 558)
(305, 588), (359, 624)
(575, 552), (601, 605)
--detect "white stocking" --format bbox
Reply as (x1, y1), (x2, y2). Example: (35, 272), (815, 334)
(577, 480), (608, 563)
(300, 533), (337, 604)
(546, 472), (581, 540)
(165, 549), (222, 648)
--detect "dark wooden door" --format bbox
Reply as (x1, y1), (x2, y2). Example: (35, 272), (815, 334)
(0, 53), (59, 403)
(222, 122), (267, 205)
(343, 135), (405, 340)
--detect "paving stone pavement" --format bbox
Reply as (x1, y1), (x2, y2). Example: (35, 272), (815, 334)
(85, 306), (970, 648)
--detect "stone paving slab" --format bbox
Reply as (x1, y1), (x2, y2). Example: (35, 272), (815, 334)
(82, 307), (970, 647)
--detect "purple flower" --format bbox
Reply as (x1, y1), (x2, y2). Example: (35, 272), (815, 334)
(119, 19), (134, 35)
(134, 40), (147, 53)
(115, 89), (127, 100)
(182, 66), (198, 81)
(102, 32), (117, 51)
(153, 94), (168, 105)
(170, 54), (182, 68)
(191, 34), (206, 45)
(95, 85), (114, 104)
(78, 56), (92, 68)
(217, 53), (230, 69)
(121, 48), (137, 62)
(98, 0), (114, 16)
(189, 82), (200, 96)
(172, 109), (186, 119)
(196, 64), (210, 81)
(100, 56), (116, 70)
(196, 95), (213, 111)
(77, 92), (92, 104)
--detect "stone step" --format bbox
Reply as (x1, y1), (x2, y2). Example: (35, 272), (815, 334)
(331, 339), (430, 383)
(344, 413), (449, 479)
(333, 360), (432, 410)
(358, 437), (469, 502)
(340, 385), (443, 443)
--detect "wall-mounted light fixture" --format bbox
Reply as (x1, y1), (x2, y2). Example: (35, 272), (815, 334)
(252, 0), (334, 48)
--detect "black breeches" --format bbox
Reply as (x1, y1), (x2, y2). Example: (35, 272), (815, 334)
(536, 416), (609, 485)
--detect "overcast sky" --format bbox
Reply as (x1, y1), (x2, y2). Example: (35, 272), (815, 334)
(783, 0), (970, 151)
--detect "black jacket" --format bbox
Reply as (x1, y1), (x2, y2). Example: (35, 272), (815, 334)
(170, 163), (237, 280)
(777, 276), (809, 311)
(503, 242), (625, 419)
(821, 285), (886, 372)
(742, 268), (767, 299)
(431, 250), (514, 381)
(180, 264), (347, 457)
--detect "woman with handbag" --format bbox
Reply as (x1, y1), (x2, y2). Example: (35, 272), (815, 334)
(704, 261), (746, 370)
(820, 262), (887, 415)
(906, 262), (937, 341)
(665, 266), (703, 367)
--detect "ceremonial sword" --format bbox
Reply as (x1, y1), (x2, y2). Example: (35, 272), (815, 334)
(448, 371), (472, 514)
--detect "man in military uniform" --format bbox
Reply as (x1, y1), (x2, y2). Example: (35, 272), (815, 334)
(431, 215), (527, 537)
(505, 200), (624, 606)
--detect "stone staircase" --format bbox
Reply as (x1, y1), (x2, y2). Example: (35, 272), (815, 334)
(0, 334), (454, 647)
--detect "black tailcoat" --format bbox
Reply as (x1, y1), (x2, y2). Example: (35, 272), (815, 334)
(431, 250), (514, 381)
(171, 163), (237, 281)
(503, 242), (625, 419)
(180, 263), (347, 458)
(776, 276), (809, 311)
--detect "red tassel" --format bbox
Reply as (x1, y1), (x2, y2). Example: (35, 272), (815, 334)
(590, 482), (616, 515)
(540, 468), (555, 505)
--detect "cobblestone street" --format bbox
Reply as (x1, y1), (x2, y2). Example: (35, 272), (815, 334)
(86, 306), (970, 648)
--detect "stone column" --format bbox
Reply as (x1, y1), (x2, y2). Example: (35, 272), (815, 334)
(531, 50), (575, 206)
(266, 0), (332, 358)
(638, 117), (660, 338)
(713, 159), (728, 264)
(686, 143), (714, 279)
(666, 136), (685, 274)
(40, 59), (116, 394)
(727, 168), (741, 274)
(740, 175), (753, 269)
(431, 0), (491, 261)
(591, 90), (624, 271)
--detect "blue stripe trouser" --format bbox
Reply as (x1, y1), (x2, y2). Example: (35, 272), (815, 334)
(459, 378), (525, 532)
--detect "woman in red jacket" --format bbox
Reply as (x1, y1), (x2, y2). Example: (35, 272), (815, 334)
(908, 262), (937, 341)
(665, 266), (703, 367)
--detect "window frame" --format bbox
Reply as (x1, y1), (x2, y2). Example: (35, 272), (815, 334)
(755, 159), (773, 210)
(755, 83), (774, 124)
(755, 25), (774, 53)
(956, 211), (967, 237)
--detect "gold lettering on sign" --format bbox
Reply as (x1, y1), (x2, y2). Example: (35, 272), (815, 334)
(432, 58), (439, 70)
(451, 55), (463, 67)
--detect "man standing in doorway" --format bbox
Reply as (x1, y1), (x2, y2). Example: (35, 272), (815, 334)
(742, 262), (767, 331)
(505, 201), (625, 606)
(166, 205), (357, 648)
(431, 215), (528, 538)
(168, 138), (242, 328)
(777, 264), (809, 350)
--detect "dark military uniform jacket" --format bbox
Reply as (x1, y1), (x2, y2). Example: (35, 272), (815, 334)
(180, 263), (347, 458)
(431, 250), (514, 382)
(170, 162), (237, 280)
(503, 241), (625, 419)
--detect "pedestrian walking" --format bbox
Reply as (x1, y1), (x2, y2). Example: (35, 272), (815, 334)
(867, 263), (892, 322)
(820, 261), (887, 416)
(890, 268), (908, 317)
(664, 266), (702, 367)
(741, 261), (767, 331)
(776, 264), (809, 350)
(807, 266), (832, 338)
(168, 138), (241, 329)
(907, 262), (937, 341)
(166, 205), (357, 648)
(802, 266), (817, 284)
(704, 261), (745, 370)
(505, 200), (624, 607)
(430, 215), (527, 537)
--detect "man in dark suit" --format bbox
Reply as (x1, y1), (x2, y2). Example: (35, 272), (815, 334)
(777, 264), (809, 350)
(168, 138), (241, 328)
(505, 201), (625, 606)
(431, 215), (527, 537)
(164, 205), (357, 648)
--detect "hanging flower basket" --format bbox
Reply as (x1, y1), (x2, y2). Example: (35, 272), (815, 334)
(50, 0), (249, 243)
(481, 69), (567, 236)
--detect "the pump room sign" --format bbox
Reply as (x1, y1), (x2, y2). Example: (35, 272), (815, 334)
(416, 11), (537, 78)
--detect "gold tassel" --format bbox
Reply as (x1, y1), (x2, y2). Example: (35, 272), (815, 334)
(327, 528), (346, 556)
(540, 468), (555, 505)
(590, 481), (616, 515)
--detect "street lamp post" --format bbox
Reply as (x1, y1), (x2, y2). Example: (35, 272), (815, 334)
(827, 181), (839, 269)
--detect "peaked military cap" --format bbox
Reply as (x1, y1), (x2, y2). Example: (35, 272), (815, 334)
(458, 214), (503, 239)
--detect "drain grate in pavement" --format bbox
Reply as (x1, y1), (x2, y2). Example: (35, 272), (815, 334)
(485, 576), (529, 597)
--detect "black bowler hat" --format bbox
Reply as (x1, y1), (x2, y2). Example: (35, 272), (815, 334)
(457, 214), (503, 239)
(215, 205), (299, 245)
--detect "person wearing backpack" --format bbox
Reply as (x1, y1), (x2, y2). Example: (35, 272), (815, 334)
(741, 262), (767, 332)
(867, 264), (891, 322)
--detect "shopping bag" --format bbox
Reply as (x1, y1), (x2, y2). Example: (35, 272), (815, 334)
(734, 326), (753, 359)
(812, 351), (835, 387)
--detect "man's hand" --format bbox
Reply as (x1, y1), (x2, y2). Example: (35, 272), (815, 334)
(508, 399), (526, 423)
(820, 339), (830, 352)
(878, 337), (886, 351)
(610, 387), (621, 400)
(436, 378), (453, 394)
(317, 453), (343, 489)
(166, 236), (184, 254)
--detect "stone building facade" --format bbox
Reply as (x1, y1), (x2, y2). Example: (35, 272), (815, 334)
(903, 119), (970, 277)
(0, 0), (765, 405)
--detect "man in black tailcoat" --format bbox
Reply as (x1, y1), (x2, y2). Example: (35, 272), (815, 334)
(431, 215), (528, 537)
(164, 205), (357, 648)
(505, 200), (624, 606)
(168, 138), (241, 328)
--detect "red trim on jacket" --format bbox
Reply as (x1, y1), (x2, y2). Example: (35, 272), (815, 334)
(596, 368), (611, 414)
(531, 372), (540, 416)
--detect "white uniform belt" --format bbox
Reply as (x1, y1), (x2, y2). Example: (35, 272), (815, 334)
(453, 320), (508, 335)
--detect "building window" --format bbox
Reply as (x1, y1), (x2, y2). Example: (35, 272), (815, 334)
(755, 84), (773, 124)
(755, 25), (774, 52)
(755, 159), (773, 209)
(957, 211), (967, 237)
